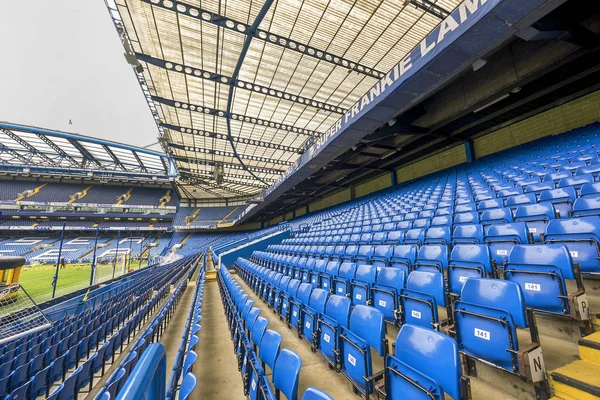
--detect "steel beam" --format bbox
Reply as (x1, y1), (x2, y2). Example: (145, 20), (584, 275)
(68, 139), (103, 168)
(103, 145), (128, 171)
(178, 167), (275, 183)
(173, 156), (285, 174)
(152, 96), (319, 138)
(138, 53), (347, 115)
(1, 128), (59, 167)
(141, 0), (385, 80)
(169, 143), (292, 166)
(161, 122), (303, 154)
(179, 176), (253, 197)
(36, 134), (80, 167)
(406, 0), (450, 19)
(0, 143), (28, 163)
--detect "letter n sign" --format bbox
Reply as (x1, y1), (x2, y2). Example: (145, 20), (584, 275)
(526, 347), (546, 382)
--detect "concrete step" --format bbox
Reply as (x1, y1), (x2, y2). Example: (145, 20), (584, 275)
(579, 331), (600, 365)
(550, 360), (600, 400)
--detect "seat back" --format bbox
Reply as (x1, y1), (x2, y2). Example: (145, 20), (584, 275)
(251, 317), (269, 347)
(391, 324), (462, 400)
(348, 305), (386, 356)
(325, 295), (352, 329)
(415, 245), (448, 272)
(273, 349), (302, 400)
(259, 329), (282, 372)
(452, 224), (484, 244)
(544, 216), (600, 273)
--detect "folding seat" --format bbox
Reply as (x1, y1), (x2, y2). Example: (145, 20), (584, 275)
(301, 288), (329, 347)
(424, 226), (451, 245)
(258, 329), (282, 375)
(497, 189), (521, 199)
(371, 267), (405, 323)
(49, 352), (67, 385)
(486, 223), (532, 266)
(339, 305), (386, 395)
(358, 233), (373, 244)
(385, 324), (464, 400)
(341, 245), (358, 263)
(448, 244), (494, 296)
(505, 244), (586, 317)
(390, 244), (417, 274)
(331, 245), (346, 261)
(414, 245), (448, 273)
(384, 230), (405, 245)
(319, 261), (339, 292)
(430, 215), (451, 227)
(537, 187), (576, 219)
(544, 216), (600, 274)
(391, 215), (404, 223)
(405, 212), (418, 221)
(580, 182), (600, 197)
(302, 258), (316, 283)
(396, 220), (413, 231)
(480, 207), (513, 227)
(452, 224), (484, 245)
(454, 279), (545, 382)
(382, 222), (396, 232)
(514, 202), (557, 242)
(370, 231), (387, 245)
(572, 196), (600, 218)
(361, 225), (373, 234)
(413, 218), (431, 229)
(455, 203), (476, 214)
(311, 259), (327, 286)
(11, 362), (29, 389)
(506, 193), (537, 212)
(349, 234), (361, 244)
(478, 198), (503, 211)
(350, 264), (377, 306)
(454, 211), (479, 227)
(400, 271), (448, 330)
(280, 279), (301, 321)
(404, 228), (426, 247)
(333, 262), (357, 297)
(369, 245), (393, 269)
(435, 207), (452, 217)
(559, 174), (594, 195)
(290, 283), (313, 331)
(273, 349), (302, 400)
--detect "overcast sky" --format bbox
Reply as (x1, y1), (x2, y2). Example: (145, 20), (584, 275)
(0, 0), (160, 149)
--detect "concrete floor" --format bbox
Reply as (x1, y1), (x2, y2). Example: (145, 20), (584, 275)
(232, 276), (361, 400)
(191, 280), (247, 400)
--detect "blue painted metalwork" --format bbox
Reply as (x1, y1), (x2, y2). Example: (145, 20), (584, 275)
(116, 343), (167, 400)
(90, 227), (100, 286)
(168, 143), (292, 166)
(51, 223), (67, 299)
(0, 122), (166, 158)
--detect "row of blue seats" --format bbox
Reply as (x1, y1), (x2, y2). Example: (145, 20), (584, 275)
(93, 256), (198, 399)
(218, 265), (335, 400)
(0, 260), (183, 399)
(166, 262), (206, 400)
(234, 257), (479, 399)
(271, 216), (600, 274)
(252, 241), (590, 323)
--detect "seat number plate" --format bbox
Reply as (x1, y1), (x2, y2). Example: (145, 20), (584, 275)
(305, 321), (311, 329)
(251, 378), (257, 391)
(378, 299), (387, 307)
(337, 288), (343, 293)
(496, 249), (508, 256)
(528, 227), (537, 233)
(474, 328), (490, 340)
(355, 294), (362, 300)
(525, 283), (541, 292)
(569, 251), (579, 258)
(348, 354), (356, 366)
(411, 310), (421, 319)
(459, 276), (468, 283)
(323, 333), (331, 343)
(293, 311), (297, 317)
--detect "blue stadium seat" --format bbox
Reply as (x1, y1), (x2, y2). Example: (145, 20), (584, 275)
(370, 245), (393, 268)
(350, 264), (377, 306)
(400, 271), (447, 330)
(301, 387), (334, 400)
(454, 212), (479, 226)
(448, 244), (493, 296)
(514, 202), (557, 242)
(572, 196), (600, 217)
(259, 329), (282, 374)
(301, 288), (329, 347)
(480, 207), (513, 226)
(290, 283), (313, 331)
(355, 245), (374, 266)
(452, 224), (484, 244)
(485, 222), (530, 265)
(385, 324), (463, 400)
(273, 349), (302, 400)
(317, 295), (351, 367)
(505, 244), (580, 316)
(425, 226), (451, 245)
(371, 267), (405, 323)
(333, 263), (357, 297)
(454, 279), (541, 378)
(179, 373), (197, 400)
(339, 305), (386, 395)
(414, 245), (448, 273)
(544, 216), (600, 274)
(539, 187), (577, 219)
(404, 228), (426, 247)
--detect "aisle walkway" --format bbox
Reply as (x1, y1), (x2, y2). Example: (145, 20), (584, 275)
(192, 280), (246, 400)
(160, 280), (197, 373)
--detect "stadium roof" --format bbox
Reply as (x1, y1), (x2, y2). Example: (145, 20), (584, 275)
(0, 122), (173, 181)
(105, 0), (463, 199)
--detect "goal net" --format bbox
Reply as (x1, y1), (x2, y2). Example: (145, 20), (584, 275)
(0, 283), (52, 345)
